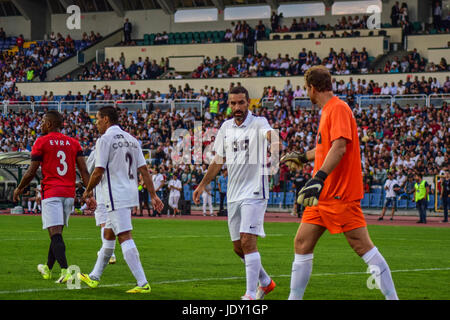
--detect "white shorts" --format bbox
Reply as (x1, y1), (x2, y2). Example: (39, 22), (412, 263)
(169, 195), (180, 209)
(105, 207), (133, 235)
(94, 203), (108, 226)
(41, 197), (74, 230)
(227, 198), (268, 241)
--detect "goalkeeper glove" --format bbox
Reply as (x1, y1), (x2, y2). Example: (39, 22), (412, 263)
(280, 151), (309, 171)
(297, 170), (328, 207)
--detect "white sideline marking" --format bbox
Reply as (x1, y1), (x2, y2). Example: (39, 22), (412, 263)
(0, 267), (448, 295)
(0, 234), (286, 241)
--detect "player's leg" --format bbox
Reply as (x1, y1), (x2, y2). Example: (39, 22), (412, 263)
(344, 226), (398, 300)
(208, 194), (214, 216)
(96, 204), (117, 264)
(237, 199), (272, 300)
(117, 230), (150, 292)
(202, 192), (207, 216)
(379, 199), (388, 220)
(289, 222), (326, 300)
(390, 200), (396, 220)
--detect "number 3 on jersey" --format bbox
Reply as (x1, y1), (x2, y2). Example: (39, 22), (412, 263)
(56, 150), (68, 176)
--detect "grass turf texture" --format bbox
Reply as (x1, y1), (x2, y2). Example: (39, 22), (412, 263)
(0, 215), (448, 300)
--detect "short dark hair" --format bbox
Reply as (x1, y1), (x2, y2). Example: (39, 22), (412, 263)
(98, 106), (119, 124)
(45, 110), (63, 129)
(304, 65), (333, 92)
(229, 86), (249, 100)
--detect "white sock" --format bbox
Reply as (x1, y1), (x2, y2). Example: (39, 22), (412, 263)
(288, 253), (313, 300)
(121, 239), (147, 287)
(244, 252), (261, 299)
(100, 228), (115, 258)
(27, 201), (32, 211)
(240, 257), (271, 287)
(89, 239), (115, 281)
(33, 202), (37, 211)
(362, 247), (399, 300)
(38, 204), (41, 211)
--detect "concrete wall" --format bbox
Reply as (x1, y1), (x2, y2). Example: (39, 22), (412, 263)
(0, 16), (31, 39)
(407, 34), (450, 59)
(105, 42), (244, 67)
(427, 48), (450, 64)
(169, 56), (205, 73)
(16, 71), (450, 99)
(270, 28), (403, 43)
(256, 36), (386, 59)
(49, 1), (420, 40)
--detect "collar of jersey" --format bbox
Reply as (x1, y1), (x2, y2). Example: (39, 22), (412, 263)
(105, 125), (121, 134)
(322, 96), (339, 112)
(232, 110), (253, 128)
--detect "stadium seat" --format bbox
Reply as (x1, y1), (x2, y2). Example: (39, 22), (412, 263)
(295, 34), (303, 39)
(372, 187), (382, 195)
(369, 193), (381, 208)
(427, 195), (435, 210)
(361, 193), (370, 208)
(285, 192), (295, 205)
(407, 199), (416, 209)
(397, 199), (407, 209)
(273, 192), (282, 205)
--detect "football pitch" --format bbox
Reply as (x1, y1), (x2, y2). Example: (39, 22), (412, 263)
(0, 214), (449, 300)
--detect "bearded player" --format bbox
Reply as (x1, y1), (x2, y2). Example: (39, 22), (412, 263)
(281, 66), (398, 300)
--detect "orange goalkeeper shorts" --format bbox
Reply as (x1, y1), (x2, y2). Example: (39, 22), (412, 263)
(301, 199), (367, 234)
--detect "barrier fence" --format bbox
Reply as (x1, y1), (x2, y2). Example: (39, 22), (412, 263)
(1, 94), (448, 114)
(1, 99), (204, 115)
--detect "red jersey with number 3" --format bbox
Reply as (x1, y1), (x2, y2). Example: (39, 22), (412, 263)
(31, 132), (83, 200)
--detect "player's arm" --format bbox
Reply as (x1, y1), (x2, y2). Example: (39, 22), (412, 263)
(297, 138), (347, 207)
(76, 155), (91, 188)
(13, 161), (40, 202)
(193, 155), (224, 204)
(84, 167), (105, 195)
(319, 138), (347, 175)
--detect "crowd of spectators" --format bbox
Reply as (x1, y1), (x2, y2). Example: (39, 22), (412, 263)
(0, 31), (102, 95)
(56, 54), (168, 81)
(1, 77), (448, 204)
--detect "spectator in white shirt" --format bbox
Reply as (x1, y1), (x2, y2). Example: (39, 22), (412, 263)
(378, 172), (400, 221)
(381, 83), (391, 95)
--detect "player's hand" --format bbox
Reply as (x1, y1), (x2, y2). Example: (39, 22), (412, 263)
(297, 170), (328, 207)
(82, 190), (93, 201)
(13, 188), (23, 203)
(193, 185), (205, 205)
(151, 194), (164, 213)
(280, 151), (308, 172)
(85, 197), (97, 210)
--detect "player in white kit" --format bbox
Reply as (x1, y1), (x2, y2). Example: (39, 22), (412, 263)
(77, 106), (164, 293)
(86, 148), (117, 264)
(194, 86), (280, 300)
(168, 173), (182, 217)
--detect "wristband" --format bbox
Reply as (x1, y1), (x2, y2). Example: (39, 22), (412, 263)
(315, 170), (328, 181)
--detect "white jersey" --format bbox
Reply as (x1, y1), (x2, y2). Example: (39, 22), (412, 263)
(213, 111), (273, 203)
(95, 125), (146, 211)
(168, 178), (182, 197)
(86, 148), (105, 205)
(384, 179), (399, 198)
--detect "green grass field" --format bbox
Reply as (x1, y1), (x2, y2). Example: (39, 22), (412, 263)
(0, 215), (449, 300)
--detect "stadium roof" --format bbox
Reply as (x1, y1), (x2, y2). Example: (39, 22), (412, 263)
(0, 0), (325, 16)
(0, 152), (31, 168)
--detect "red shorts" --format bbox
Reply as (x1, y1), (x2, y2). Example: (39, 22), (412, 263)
(301, 199), (366, 234)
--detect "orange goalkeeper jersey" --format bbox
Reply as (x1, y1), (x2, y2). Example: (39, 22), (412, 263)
(314, 96), (364, 202)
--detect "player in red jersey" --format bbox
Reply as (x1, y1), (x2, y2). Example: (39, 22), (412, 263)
(13, 111), (91, 284)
